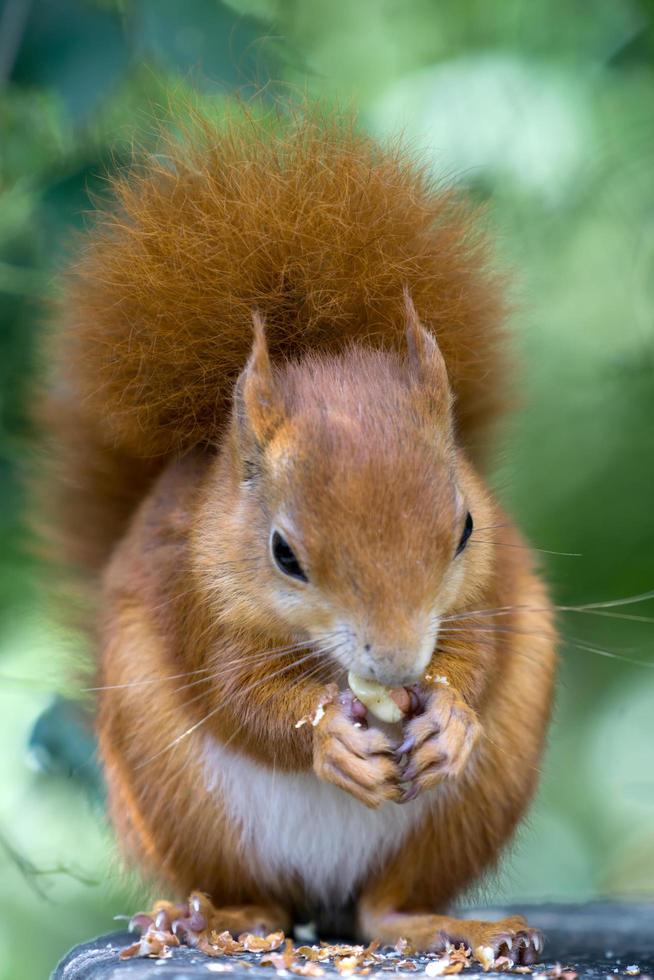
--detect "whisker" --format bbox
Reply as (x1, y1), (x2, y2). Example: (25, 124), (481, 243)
(563, 638), (654, 668)
(87, 639), (313, 693)
(219, 631), (348, 672)
(559, 589), (654, 610)
(560, 608), (654, 625)
(469, 539), (583, 557)
(85, 667), (215, 693)
(219, 639), (316, 670)
(90, 628), (346, 697)
(134, 703), (222, 768)
(443, 604), (654, 626)
(469, 523), (511, 533)
(438, 625), (654, 668)
(170, 648), (325, 718)
(442, 589), (654, 625)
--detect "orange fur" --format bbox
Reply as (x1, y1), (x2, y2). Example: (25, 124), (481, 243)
(40, 106), (556, 956)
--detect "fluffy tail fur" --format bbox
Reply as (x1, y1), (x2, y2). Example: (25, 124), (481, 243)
(41, 105), (508, 580)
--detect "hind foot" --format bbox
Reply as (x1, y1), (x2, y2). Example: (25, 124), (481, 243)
(360, 909), (543, 965)
(122, 891), (289, 959)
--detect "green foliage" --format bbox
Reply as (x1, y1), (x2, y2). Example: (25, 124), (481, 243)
(1, 1), (653, 977)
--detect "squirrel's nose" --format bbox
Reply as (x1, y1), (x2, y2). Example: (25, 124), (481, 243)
(358, 626), (437, 687)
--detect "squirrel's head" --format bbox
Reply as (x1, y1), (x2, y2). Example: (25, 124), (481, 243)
(197, 296), (495, 688)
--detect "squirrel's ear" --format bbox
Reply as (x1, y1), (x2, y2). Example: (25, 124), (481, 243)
(233, 312), (285, 447)
(404, 287), (454, 425)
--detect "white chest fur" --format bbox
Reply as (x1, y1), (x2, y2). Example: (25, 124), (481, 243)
(202, 736), (433, 903)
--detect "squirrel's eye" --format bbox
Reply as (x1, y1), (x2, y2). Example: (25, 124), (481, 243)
(271, 531), (308, 582)
(455, 512), (473, 557)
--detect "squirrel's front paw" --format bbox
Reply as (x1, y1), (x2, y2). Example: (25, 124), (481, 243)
(313, 690), (400, 808)
(397, 685), (481, 802)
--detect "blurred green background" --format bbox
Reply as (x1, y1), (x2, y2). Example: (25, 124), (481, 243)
(1, 0), (653, 976)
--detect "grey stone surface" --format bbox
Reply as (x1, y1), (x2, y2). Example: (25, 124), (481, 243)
(52, 904), (654, 980)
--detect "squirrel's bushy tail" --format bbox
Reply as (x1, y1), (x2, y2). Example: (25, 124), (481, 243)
(41, 105), (509, 579)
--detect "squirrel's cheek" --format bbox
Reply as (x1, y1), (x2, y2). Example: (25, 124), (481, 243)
(436, 556), (469, 613)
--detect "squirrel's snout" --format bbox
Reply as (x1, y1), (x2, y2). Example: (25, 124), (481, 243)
(351, 629), (438, 689)
(322, 616), (439, 688)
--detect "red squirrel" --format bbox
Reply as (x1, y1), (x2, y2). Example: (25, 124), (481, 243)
(42, 109), (556, 960)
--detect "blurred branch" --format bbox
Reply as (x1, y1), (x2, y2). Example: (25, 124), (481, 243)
(0, 828), (99, 901)
(0, 0), (32, 84)
(0, 827), (51, 900)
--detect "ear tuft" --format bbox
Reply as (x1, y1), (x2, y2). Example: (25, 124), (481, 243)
(234, 311), (285, 447)
(403, 286), (454, 424)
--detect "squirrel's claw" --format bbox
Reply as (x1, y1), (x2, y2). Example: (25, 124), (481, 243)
(471, 917), (544, 967)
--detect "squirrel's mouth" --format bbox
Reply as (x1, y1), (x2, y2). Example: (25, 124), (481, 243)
(346, 670), (413, 724)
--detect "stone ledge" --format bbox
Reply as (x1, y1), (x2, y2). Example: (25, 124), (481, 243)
(52, 903), (654, 980)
